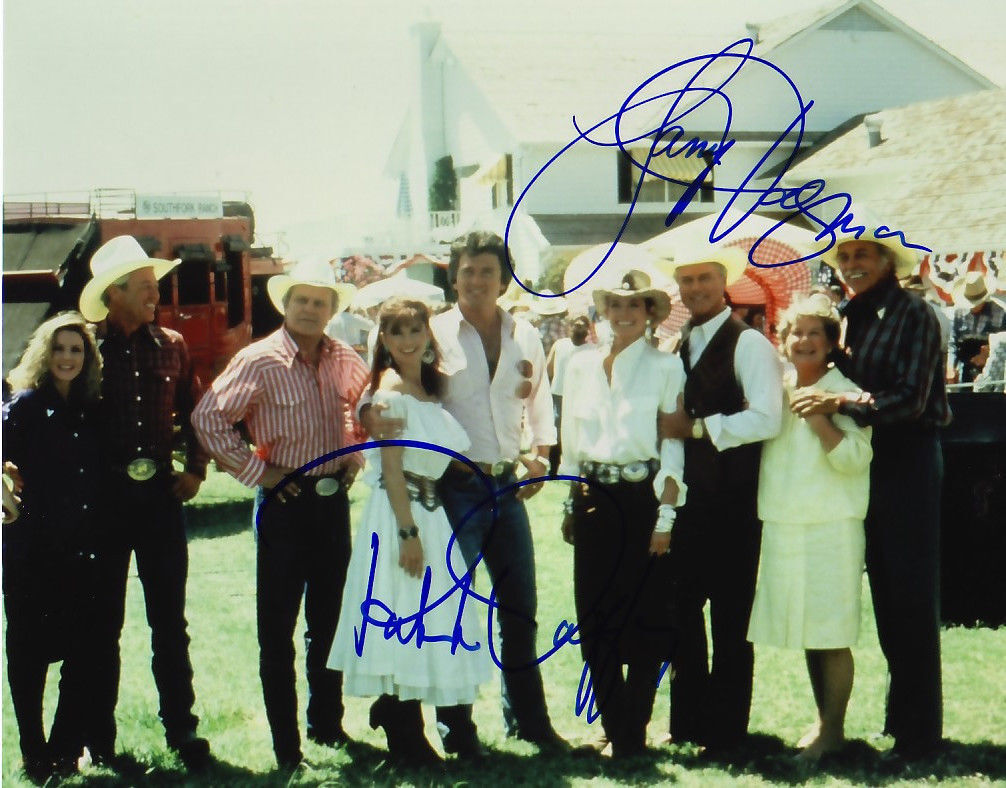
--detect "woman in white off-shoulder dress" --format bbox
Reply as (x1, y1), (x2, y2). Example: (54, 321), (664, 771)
(328, 298), (489, 767)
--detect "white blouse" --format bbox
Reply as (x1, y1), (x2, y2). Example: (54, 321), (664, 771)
(558, 337), (687, 505)
(758, 367), (872, 524)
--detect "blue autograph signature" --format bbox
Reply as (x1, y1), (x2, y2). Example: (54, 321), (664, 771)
(503, 37), (931, 299)
(256, 440), (671, 721)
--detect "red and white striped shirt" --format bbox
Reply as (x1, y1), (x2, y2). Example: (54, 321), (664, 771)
(192, 327), (370, 487)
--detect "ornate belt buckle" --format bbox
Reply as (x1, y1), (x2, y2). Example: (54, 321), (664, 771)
(491, 460), (508, 477)
(601, 465), (620, 485)
(315, 477), (340, 497)
(622, 461), (648, 483)
(127, 458), (157, 481)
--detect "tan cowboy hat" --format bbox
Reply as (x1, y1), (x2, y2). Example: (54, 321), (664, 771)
(79, 235), (180, 322)
(949, 271), (1006, 310)
(529, 289), (569, 316)
(592, 269), (672, 324)
(267, 258), (357, 315)
(650, 238), (748, 286)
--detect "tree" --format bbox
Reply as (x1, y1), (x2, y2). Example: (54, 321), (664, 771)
(429, 156), (458, 212)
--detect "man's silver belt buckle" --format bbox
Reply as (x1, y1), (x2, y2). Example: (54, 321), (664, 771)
(621, 461), (649, 483)
(490, 460), (509, 477)
(127, 458), (158, 481)
(315, 477), (340, 497)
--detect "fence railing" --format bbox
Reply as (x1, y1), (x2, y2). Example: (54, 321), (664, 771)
(429, 210), (461, 229)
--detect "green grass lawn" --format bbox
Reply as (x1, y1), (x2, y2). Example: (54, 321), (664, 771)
(3, 472), (1005, 786)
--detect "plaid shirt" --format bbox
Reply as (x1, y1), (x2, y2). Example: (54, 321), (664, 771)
(838, 276), (951, 429)
(537, 315), (569, 358)
(948, 300), (1006, 371)
(99, 321), (209, 477)
(192, 327), (370, 487)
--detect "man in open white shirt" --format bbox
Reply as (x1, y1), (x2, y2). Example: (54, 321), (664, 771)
(363, 231), (567, 759)
(655, 242), (783, 752)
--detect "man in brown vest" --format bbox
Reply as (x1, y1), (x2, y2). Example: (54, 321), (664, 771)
(655, 243), (783, 751)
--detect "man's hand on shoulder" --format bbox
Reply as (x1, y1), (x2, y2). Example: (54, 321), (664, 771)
(789, 388), (842, 417)
(361, 401), (405, 440)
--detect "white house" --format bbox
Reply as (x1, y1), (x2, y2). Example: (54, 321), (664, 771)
(386, 0), (997, 275)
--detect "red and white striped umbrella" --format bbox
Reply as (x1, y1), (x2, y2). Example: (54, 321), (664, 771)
(644, 211), (821, 343)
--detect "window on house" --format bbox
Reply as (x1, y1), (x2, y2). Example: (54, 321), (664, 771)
(617, 146), (715, 205)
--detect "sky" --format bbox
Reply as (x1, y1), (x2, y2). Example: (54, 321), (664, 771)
(3, 0), (1005, 259)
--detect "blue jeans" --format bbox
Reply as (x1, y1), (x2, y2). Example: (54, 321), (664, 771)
(435, 467), (553, 739)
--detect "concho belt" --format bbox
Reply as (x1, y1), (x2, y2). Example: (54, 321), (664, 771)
(379, 471), (441, 512)
(580, 459), (659, 485)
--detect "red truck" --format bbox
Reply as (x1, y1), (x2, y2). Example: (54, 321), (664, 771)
(3, 188), (276, 385)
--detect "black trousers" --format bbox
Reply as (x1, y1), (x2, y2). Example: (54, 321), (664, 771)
(667, 487), (761, 747)
(254, 484), (351, 764)
(88, 474), (200, 756)
(573, 475), (671, 752)
(3, 551), (96, 765)
(867, 428), (943, 749)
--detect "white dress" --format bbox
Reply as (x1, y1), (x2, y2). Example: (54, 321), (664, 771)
(327, 391), (491, 705)
(747, 367), (872, 649)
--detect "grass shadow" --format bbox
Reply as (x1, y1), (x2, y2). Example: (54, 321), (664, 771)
(184, 502), (253, 540)
(664, 734), (1006, 785)
(61, 751), (280, 787)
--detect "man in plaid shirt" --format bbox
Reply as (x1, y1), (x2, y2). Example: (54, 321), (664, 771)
(77, 235), (210, 770)
(792, 225), (950, 762)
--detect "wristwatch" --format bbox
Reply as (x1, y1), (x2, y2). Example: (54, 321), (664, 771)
(398, 525), (419, 540)
(691, 417), (705, 440)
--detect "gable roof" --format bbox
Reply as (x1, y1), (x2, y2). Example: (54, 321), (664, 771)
(435, 0), (996, 144)
(782, 88), (1006, 250)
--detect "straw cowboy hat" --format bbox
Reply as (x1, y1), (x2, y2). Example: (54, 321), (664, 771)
(949, 271), (1006, 310)
(650, 238), (749, 286)
(592, 269), (672, 325)
(266, 258), (357, 315)
(529, 289), (569, 316)
(817, 207), (920, 279)
(79, 235), (180, 322)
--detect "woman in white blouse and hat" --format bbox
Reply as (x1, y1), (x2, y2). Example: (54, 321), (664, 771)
(558, 248), (687, 759)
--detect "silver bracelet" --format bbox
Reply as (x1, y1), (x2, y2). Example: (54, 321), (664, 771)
(654, 504), (676, 534)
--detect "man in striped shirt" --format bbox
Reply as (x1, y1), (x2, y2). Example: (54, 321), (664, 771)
(193, 261), (367, 770)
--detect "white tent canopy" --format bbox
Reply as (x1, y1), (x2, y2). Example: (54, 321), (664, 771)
(352, 271), (445, 309)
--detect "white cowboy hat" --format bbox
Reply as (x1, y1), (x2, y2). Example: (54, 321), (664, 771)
(79, 235), (180, 322)
(949, 270), (1006, 310)
(529, 289), (569, 316)
(592, 269), (672, 325)
(650, 238), (749, 286)
(266, 258), (357, 315)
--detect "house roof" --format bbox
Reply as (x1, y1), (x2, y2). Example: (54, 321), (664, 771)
(436, 0), (997, 145)
(782, 88), (1006, 250)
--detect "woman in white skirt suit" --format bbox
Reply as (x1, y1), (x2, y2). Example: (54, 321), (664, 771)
(747, 294), (872, 761)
